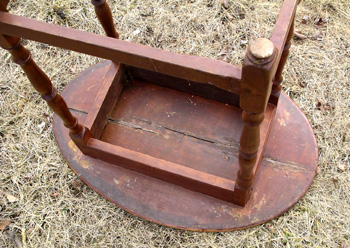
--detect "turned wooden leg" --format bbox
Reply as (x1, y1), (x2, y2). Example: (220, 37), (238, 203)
(0, 1), (9, 12)
(270, 16), (295, 105)
(233, 38), (277, 206)
(91, 0), (119, 39)
(0, 34), (91, 150)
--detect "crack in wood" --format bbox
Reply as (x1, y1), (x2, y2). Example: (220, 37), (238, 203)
(68, 109), (314, 174)
(263, 157), (315, 173)
(108, 119), (158, 134)
(69, 108), (239, 153)
(132, 116), (239, 151)
(70, 108), (87, 114)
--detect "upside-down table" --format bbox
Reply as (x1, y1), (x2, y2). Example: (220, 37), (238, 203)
(0, 0), (318, 231)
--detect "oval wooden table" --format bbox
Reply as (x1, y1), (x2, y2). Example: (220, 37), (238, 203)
(53, 61), (318, 231)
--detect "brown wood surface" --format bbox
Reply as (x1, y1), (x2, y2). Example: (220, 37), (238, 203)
(53, 62), (318, 231)
(234, 39), (277, 206)
(64, 64), (275, 181)
(0, 34), (87, 141)
(84, 62), (124, 138)
(102, 80), (242, 179)
(0, 0), (9, 12)
(130, 66), (240, 106)
(0, 11), (241, 94)
(270, 0), (298, 66)
(60, 61), (276, 202)
(240, 39), (277, 114)
(87, 138), (237, 202)
(91, 0), (119, 39)
(104, 80), (274, 179)
(270, 16), (295, 105)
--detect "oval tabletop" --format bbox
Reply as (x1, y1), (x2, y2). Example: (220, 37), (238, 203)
(53, 61), (318, 231)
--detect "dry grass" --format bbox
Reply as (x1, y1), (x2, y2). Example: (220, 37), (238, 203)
(0, 0), (349, 247)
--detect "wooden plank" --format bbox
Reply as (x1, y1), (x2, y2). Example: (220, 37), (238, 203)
(100, 80), (242, 180)
(271, 0), (298, 62)
(86, 138), (236, 203)
(130, 66), (240, 105)
(84, 62), (124, 139)
(270, 0), (297, 105)
(63, 61), (112, 113)
(0, 12), (241, 93)
(252, 103), (276, 185)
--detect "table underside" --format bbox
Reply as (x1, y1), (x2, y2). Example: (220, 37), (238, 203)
(53, 61), (318, 231)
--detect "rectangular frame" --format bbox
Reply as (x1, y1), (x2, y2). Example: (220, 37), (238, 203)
(0, 0), (297, 203)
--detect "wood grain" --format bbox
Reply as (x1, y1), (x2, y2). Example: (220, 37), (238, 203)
(0, 11), (241, 94)
(270, 15), (295, 105)
(57, 62), (276, 203)
(84, 62), (124, 138)
(0, 35), (87, 140)
(233, 38), (277, 206)
(54, 78), (318, 231)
